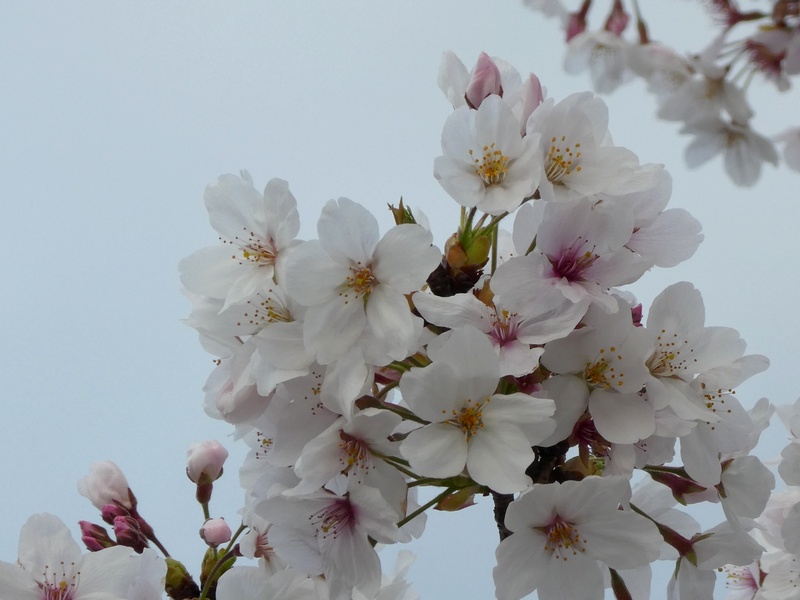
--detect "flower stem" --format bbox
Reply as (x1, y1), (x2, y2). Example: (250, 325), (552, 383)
(397, 487), (456, 528)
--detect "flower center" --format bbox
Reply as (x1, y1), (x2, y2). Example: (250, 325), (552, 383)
(470, 143), (509, 185)
(310, 498), (354, 540)
(339, 262), (377, 304)
(449, 398), (488, 439)
(584, 347), (625, 389)
(545, 136), (582, 182)
(230, 230), (278, 266)
(338, 431), (372, 477)
(489, 309), (519, 347)
(549, 238), (598, 282)
(40, 562), (78, 600)
(539, 517), (587, 561)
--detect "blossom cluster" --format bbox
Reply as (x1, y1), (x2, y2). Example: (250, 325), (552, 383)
(2, 51), (798, 600)
(524, 0), (800, 185)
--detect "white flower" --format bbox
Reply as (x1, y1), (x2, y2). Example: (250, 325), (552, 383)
(493, 477), (661, 600)
(257, 480), (400, 600)
(564, 30), (633, 94)
(77, 461), (132, 510)
(492, 197), (647, 314)
(412, 289), (587, 377)
(179, 174), (301, 309)
(0, 513), (165, 600)
(434, 94), (542, 215)
(541, 298), (655, 444)
(683, 117), (778, 186)
(283, 197), (440, 367)
(775, 127), (800, 173)
(526, 91), (640, 202)
(399, 325), (555, 493)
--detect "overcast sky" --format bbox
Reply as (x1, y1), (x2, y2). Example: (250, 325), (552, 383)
(2, 1), (799, 598)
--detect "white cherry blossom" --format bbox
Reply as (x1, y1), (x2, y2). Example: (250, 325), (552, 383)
(493, 476), (661, 600)
(399, 325), (555, 493)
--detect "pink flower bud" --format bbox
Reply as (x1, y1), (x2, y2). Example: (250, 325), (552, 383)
(200, 518), (232, 548)
(566, 12), (587, 42)
(79, 520), (116, 551)
(77, 461), (133, 510)
(186, 440), (228, 484)
(519, 73), (545, 136)
(101, 502), (129, 526)
(113, 515), (148, 553)
(604, 0), (630, 36)
(465, 52), (503, 109)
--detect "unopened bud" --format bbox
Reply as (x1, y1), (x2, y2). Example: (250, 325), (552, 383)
(187, 440), (228, 485)
(200, 517), (232, 548)
(113, 515), (148, 553)
(165, 558), (201, 600)
(78, 461), (134, 511)
(465, 52), (502, 109)
(79, 521), (116, 551)
(604, 0), (630, 35)
(101, 503), (130, 526)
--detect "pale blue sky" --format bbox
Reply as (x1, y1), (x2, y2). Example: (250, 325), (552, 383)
(2, 2), (799, 598)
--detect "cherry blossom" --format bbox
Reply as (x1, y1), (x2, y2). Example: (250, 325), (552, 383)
(493, 476), (661, 600)
(0, 513), (165, 600)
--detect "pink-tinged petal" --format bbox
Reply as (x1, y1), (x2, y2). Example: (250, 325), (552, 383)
(580, 511), (661, 569)
(317, 197), (380, 265)
(371, 225), (439, 292)
(283, 241), (348, 306)
(466, 423), (535, 493)
(302, 299), (366, 365)
(205, 174), (265, 240)
(262, 178), (300, 248)
(400, 424), (467, 478)
(589, 390), (655, 444)
(494, 530), (549, 600)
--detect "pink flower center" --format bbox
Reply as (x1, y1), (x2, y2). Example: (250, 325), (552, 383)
(338, 431), (373, 480)
(489, 309), (520, 347)
(311, 498), (355, 540)
(40, 562), (78, 600)
(548, 238), (598, 282)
